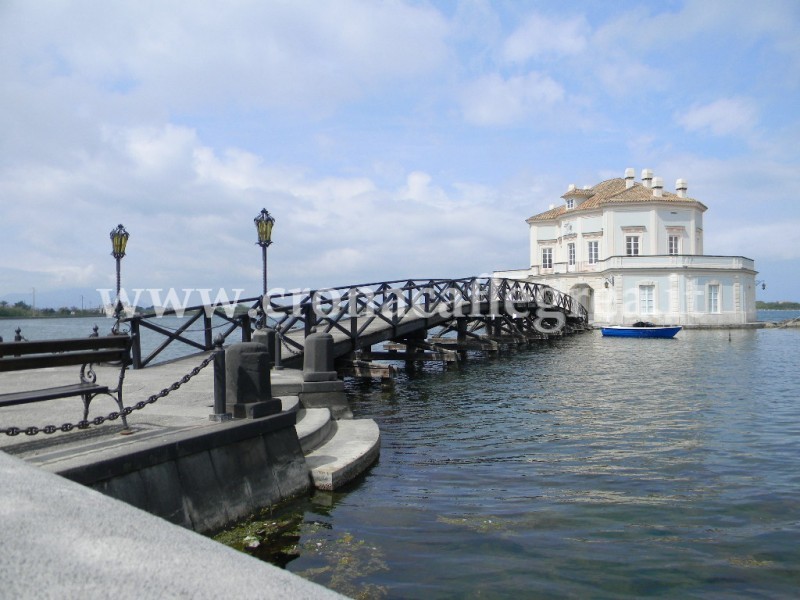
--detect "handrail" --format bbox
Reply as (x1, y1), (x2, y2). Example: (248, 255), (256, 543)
(123, 276), (588, 368)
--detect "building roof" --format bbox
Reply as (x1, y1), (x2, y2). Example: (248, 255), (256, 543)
(527, 176), (708, 222)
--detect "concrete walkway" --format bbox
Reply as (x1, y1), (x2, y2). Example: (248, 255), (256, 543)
(0, 352), (302, 464)
(0, 450), (345, 599)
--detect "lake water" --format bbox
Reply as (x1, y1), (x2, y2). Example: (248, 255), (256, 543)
(227, 323), (800, 599)
(4, 314), (800, 598)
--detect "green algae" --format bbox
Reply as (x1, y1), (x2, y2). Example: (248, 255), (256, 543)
(213, 502), (388, 598)
(294, 530), (389, 599)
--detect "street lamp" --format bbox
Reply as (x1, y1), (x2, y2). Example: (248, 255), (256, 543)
(110, 224), (129, 331)
(253, 209), (281, 367)
(254, 209), (275, 296)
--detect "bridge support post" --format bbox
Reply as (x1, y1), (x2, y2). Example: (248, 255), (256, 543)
(300, 333), (352, 420)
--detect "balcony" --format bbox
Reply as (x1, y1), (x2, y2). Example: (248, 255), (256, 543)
(601, 254), (755, 271)
(527, 254), (755, 276)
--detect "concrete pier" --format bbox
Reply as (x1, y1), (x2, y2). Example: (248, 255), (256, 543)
(0, 355), (313, 528)
(0, 349), (378, 597)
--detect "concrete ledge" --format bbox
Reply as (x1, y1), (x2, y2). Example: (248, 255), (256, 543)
(0, 451), (344, 599)
(35, 412), (311, 534)
(48, 411), (299, 483)
(306, 419), (381, 491)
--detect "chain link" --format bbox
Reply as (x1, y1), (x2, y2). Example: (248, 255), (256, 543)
(1, 353), (216, 437)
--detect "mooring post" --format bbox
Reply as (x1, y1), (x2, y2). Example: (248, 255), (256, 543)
(209, 335), (232, 422)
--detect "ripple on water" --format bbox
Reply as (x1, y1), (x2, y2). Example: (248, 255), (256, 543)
(244, 329), (800, 598)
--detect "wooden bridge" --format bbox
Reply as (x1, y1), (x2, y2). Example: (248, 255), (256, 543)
(124, 277), (589, 374)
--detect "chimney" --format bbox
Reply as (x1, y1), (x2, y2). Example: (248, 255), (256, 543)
(652, 176), (663, 197)
(676, 178), (688, 198)
(624, 167), (635, 189)
(641, 168), (653, 188)
(567, 183), (576, 192)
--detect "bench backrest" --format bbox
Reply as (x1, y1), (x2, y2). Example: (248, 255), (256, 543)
(0, 336), (132, 372)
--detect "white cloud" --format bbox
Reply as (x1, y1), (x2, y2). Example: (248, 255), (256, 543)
(460, 72), (565, 126)
(0, 1), (451, 115)
(675, 98), (759, 137)
(503, 13), (588, 63)
(708, 221), (800, 260)
(1, 1), (799, 305)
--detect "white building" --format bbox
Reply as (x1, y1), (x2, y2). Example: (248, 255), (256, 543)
(496, 168), (759, 326)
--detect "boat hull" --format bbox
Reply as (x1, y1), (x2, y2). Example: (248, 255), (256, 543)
(601, 326), (682, 338)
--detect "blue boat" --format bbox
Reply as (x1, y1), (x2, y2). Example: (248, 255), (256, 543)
(601, 322), (682, 338)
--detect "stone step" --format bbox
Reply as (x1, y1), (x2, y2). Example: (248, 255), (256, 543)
(294, 407), (335, 454)
(305, 419), (381, 491)
(277, 395), (300, 413)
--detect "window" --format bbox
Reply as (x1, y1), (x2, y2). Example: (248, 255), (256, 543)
(542, 248), (553, 269)
(626, 236), (640, 256)
(639, 285), (655, 314)
(566, 198), (574, 209)
(568, 243), (576, 266)
(668, 235), (680, 255)
(708, 284), (720, 313)
(588, 241), (599, 264)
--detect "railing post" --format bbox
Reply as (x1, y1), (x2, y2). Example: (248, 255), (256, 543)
(274, 331), (283, 370)
(303, 303), (316, 337)
(240, 314), (251, 342)
(209, 335), (232, 422)
(130, 319), (142, 369)
(349, 287), (359, 345)
(203, 310), (213, 350)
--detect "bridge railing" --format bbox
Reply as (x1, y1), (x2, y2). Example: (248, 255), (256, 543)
(123, 277), (587, 367)
(265, 276), (587, 353)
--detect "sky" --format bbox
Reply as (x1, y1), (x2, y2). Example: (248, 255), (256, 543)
(1, 0), (799, 310)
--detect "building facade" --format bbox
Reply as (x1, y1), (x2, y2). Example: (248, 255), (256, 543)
(495, 168), (758, 326)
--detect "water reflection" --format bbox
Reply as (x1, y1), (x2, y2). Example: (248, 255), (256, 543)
(260, 328), (800, 597)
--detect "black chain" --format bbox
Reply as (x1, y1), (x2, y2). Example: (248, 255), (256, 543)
(1, 353), (216, 437)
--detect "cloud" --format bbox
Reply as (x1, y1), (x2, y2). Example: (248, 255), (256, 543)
(0, 0), (451, 115)
(708, 220), (800, 261)
(460, 72), (565, 126)
(675, 98), (759, 137)
(502, 13), (588, 63)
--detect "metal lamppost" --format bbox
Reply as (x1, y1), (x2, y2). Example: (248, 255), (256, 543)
(110, 224), (129, 332)
(254, 209), (275, 295)
(254, 209), (275, 329)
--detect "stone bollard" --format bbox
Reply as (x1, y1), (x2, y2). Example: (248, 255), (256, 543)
(225, 341), (281, 419)
(303, 333), (338, 382)
(300, 333), (352, 419)
(251, 328), (276, 367)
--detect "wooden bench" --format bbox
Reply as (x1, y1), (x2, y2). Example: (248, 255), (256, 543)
(0, 335), (133, 431)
